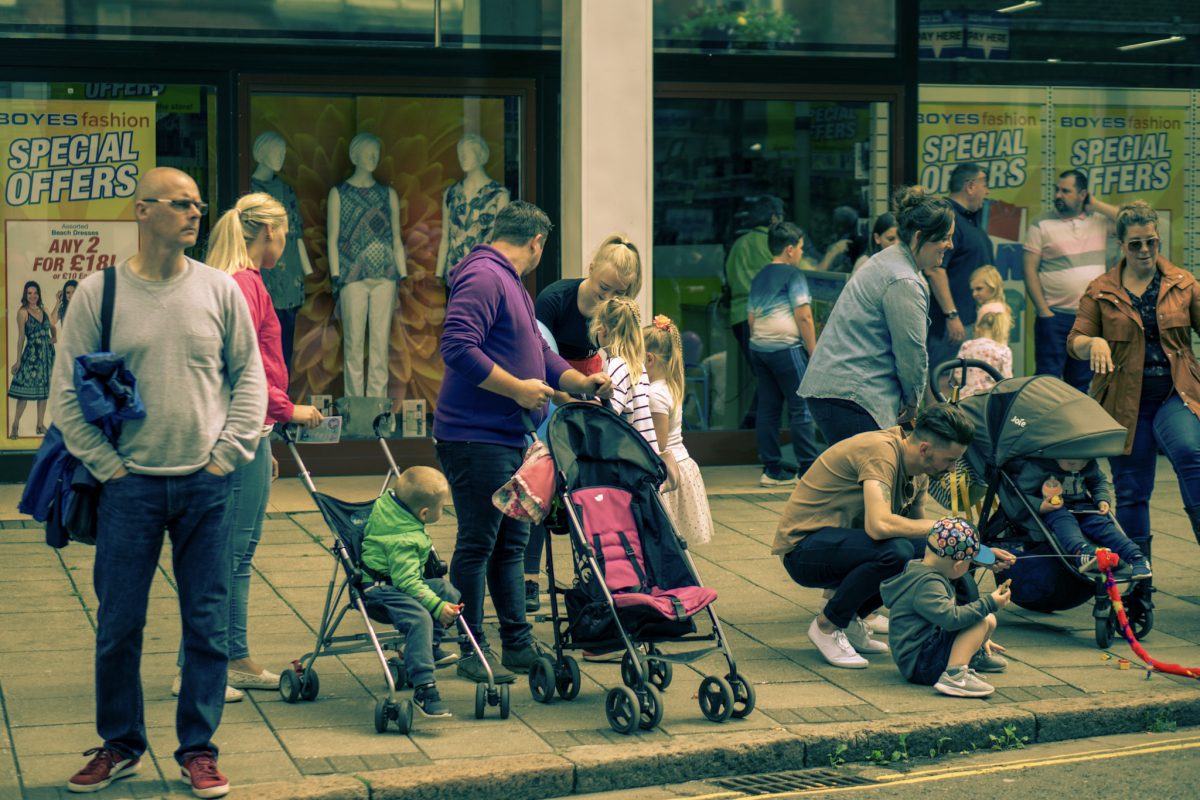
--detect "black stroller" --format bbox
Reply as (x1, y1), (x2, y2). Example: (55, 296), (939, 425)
(275, 415), (510, 735)
(935, 366), (1154, 649)
(529, 402), (753, 734)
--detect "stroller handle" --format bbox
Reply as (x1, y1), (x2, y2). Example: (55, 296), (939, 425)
(930, 358), (1006, 404)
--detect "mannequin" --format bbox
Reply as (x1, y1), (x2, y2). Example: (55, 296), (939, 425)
(434, 133), (511, 279)
(250, 131), (312, 370)
(327, 132), (408, 398)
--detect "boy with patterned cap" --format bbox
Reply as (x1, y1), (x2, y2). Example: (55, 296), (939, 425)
(880, 518), (1012, 697)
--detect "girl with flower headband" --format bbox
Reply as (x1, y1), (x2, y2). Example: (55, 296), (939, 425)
(590, 297), (679, 492)
(645, 314), (713, 545)
(951, 266), (1014, 398)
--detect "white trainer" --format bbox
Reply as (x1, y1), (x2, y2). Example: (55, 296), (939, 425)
(863, 612), (890, 635)
(807, 618), (868, 668)
(172, 671), (244, 703)
(845, 617), (890, 654)
(934, 667), (995, 698)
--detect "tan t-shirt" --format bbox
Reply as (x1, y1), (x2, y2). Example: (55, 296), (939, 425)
(771, 427), (928, 555)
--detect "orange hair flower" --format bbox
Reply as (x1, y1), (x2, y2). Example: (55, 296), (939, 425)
(652, 314), (672, 330)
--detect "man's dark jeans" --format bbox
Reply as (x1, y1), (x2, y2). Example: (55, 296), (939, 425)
(781, 527), (915, 628)
(807, 397), (880, 448)
(94, 470), (232, 764)
(1034, 312), (1092, 394)
(436, 440), (532, 653)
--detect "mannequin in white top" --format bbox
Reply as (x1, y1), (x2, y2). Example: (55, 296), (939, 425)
(250, 132), (312, 369)
(434, 133), (510, 279)
(327, 133), (407, 398)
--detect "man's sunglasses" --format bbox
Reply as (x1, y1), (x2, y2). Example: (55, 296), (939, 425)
(142, 198), (209, 214)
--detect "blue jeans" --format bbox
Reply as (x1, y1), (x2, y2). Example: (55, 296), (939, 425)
(750, 345), (818, 474)
(1109, 382), (1200, 543)
(176, 435), (271, 666)
(364, 578), (460, 687)
(1043, 508), (1144, 565)
(94, 469), (233, 763)
(1034, 312), (1092, 394)
(436, 441), (532, 652)
(807, 397), (879, 447)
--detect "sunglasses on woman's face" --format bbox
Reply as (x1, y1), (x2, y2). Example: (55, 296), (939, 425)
(1125, 238), (1159, 252)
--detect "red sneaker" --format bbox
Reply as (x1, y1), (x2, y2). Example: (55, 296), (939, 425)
(67, 747), (140, 793)
(180, 752), (229, 798)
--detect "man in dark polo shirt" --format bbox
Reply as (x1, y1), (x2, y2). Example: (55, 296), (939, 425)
(925, 162), (995, 375)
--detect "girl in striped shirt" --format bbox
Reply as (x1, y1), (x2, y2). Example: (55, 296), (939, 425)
(591, 296), (679, 491)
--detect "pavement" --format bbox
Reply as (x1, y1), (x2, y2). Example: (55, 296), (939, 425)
(1, 460), (1199, 800)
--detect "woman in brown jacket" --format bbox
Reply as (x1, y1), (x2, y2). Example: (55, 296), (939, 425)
(1068, 200), (1200, 550)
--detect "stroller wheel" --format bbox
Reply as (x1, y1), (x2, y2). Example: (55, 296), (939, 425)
(395, 699), (413, 735)
(637, 684), (664, 731)
(474, 683), (487, 719)
(604, 686), (639, 735)
(620, 650), (645, 689)
(529, 657), (556, 703)
(387, 657), (407, 691)
(279, 669), (301, 703)
(1132, 608), (1154, 639)
(499, 683), (511, 720)
(698, 675), (734, 723)
(374, 698), (390, 733)
(556, 656), (581, 701)
(648, 658), (673, 691)
(299, 667), (320, 701)
(727, 673), (756, 719)
(1095, 614), (1114, 649)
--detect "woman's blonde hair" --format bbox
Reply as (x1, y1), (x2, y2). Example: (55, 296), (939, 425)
(205, 192), (288, 275)
(589, 234), (643, 298)
(591, 296), (645, 383)
(969, 265), (1004, 305)
(1115, 200), (1158, 242)
(974, 303), (1014, 346)
(643, 315), (685, 414)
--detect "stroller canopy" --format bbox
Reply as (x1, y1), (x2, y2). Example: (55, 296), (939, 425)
(959, 376), (1128, 469)
(545, 402), (666, 490)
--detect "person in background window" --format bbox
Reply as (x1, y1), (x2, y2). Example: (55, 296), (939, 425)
(800, 186), (954, 446)
(853, 213), (899, 272)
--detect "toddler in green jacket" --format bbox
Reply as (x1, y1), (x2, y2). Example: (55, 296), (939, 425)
(363, 466), (462, 718)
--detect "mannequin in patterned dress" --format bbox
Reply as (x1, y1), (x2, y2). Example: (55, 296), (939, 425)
(9, 280), (55, 438)
(434, 134), (510, 279)
(251, 131), (312, 371)
(327, 133), (407, 398)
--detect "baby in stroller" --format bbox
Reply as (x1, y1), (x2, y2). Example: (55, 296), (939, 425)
(362, 466), (464, 718)
(1011, 457), (1151, 580)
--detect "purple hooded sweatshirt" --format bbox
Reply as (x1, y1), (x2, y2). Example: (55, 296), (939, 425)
(434, 244), (570, 448)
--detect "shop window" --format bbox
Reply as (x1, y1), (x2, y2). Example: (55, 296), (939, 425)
(2, 80), (217, 448)
(653, 95), (892, 434)
(654, 0), (896, 57)
(247, 86), (524, 437)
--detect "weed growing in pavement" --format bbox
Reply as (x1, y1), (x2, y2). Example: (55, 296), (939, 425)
(868, 749), (890, 766)
(891, 733), (910, 763)
(1144, 713), (1177, 733)
(989, 724), (1029, 751)
(866, 735), (910, 767)
(928, 736), (953, 759)
(827, 743), (849, 767)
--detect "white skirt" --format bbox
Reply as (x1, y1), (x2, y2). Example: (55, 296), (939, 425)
(659, 456), (714, 545)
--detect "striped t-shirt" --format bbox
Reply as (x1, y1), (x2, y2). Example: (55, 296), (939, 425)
(1024, 211), (1110, 312)
(605, 355), (659, 453)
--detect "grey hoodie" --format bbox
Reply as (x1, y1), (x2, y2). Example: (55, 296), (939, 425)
(879, 561), (998, 681)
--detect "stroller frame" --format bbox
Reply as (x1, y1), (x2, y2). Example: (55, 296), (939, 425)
(529, 403), (755, 734)
(275, 416), (509, 734)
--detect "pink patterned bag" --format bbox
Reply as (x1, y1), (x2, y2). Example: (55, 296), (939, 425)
(492, 439), (557, 523)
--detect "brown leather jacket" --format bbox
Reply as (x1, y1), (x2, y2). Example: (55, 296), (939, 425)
(1067, 256), (1200, 453)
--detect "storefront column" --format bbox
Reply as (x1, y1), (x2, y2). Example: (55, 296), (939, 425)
(561, 0), (653, 318)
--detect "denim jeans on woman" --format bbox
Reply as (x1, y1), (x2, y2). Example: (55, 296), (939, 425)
(1109, 377), (1200, 545)
(436, 440), (532, 653)
(1034, 312), (1093, 394)
(176, 434), (272, 668)
(94, 469), (232, 764)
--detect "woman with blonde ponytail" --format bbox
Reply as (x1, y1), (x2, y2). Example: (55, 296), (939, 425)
(173, 193), (325, 699)
(645, 315), (713, 545)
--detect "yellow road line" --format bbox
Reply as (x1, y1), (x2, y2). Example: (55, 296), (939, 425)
(744, 740), (1200, 798)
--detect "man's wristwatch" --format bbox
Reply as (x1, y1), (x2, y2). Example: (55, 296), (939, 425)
(945, 310), (959, 320)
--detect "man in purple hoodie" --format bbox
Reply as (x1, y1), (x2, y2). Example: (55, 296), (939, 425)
(435, 201), (613, 683)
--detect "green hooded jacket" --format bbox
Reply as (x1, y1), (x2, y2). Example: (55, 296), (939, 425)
(362, 491), (448, 618)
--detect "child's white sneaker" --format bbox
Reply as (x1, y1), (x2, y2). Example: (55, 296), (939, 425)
(934, 666), (994, 698)
(863, 612), (889, 634)
(845, 617), (890, 654)
(807, 618), (868, 668)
